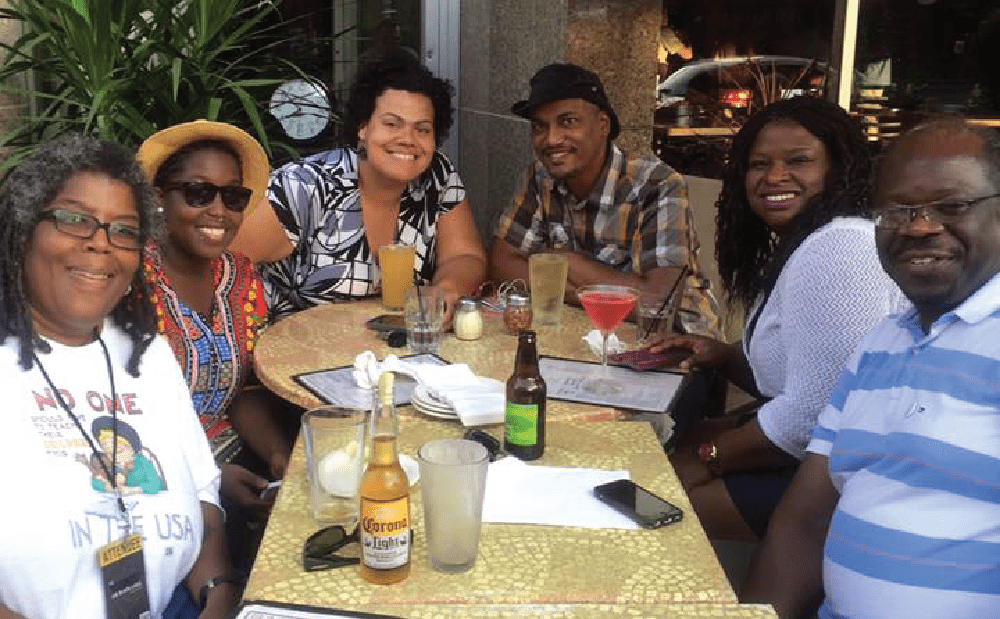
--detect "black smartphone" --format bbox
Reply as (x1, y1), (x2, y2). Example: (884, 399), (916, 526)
(593, 479), (683, 529)
(365, 314), (405, 332)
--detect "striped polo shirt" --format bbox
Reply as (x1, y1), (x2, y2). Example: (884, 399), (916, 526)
(807, 271), (1000, 619)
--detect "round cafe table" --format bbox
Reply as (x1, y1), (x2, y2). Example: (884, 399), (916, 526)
(253, 298), (635, 422)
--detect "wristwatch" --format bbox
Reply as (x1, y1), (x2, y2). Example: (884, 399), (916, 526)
(199, 574), (242, 610)
(697, 441), (723, 476)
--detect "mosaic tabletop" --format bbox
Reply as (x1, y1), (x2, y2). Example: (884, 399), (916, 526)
(243, 420), (737, 609)
(356, 603), (776, 618)
(239, 601), (777, 618)
(253, 299), (671, 422)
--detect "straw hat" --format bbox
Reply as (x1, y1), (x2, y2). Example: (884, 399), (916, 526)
(137, 119), (270, 215)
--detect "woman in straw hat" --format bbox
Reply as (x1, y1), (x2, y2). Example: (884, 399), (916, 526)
(137, 120), (293, 574)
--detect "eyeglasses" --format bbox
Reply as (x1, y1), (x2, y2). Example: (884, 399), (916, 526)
(162, 181), (253, 212)
(874, 193), (1000, 229)
(38, 209), (142, 250)
(302, 525), (361, 571)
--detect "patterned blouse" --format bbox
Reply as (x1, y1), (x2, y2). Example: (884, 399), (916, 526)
(142, 246), (267, 459)
(260, 147), (466, 321)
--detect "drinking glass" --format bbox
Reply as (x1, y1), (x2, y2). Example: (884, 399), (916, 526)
(378, 244), (415, 310)
(404, 286), (445, 354)
(577, 284), (638, 395)
(528, 253), (569, 326)
(302, 407), (367, 525)
(417, 438), (490, 573)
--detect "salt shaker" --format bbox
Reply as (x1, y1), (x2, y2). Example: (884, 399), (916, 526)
(503, 291), (533, 334)
(454, 297), (483, 340)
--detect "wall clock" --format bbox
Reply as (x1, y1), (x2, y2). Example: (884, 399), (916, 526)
(269, 78), (332, 143)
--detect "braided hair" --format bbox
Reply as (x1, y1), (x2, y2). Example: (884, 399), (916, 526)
(716, 96), (873, 311)
(342, 46), (455, 148)
(0, 134), (161, 376)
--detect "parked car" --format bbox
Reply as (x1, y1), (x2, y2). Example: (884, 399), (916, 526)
(656, 56), (835, 126)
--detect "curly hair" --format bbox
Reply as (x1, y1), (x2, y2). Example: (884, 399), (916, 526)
(716, 96), (873, 310)
(0, 134), (161, 376)
(341, 46), (455, 148)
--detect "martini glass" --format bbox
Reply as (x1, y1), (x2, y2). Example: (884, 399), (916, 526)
(577, 284), (639, 395)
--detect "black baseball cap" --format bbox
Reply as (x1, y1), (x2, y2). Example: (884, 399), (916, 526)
(511, 63), (620, 140)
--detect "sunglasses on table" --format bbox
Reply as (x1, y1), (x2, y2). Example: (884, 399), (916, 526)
(302, 525), (361, 571)
(39, 209), (142, 250)
(302, 525), (416, 572)
(162, 180), (253, 212)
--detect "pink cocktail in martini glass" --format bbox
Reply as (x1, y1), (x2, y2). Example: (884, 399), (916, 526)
(577, 284), (638, 394)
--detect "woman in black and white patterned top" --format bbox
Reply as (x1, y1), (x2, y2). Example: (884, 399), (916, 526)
(232, 49), (486, 322)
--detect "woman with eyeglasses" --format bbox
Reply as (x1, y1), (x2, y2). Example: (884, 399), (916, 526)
(229, 48), (487, 322)
(0, 134), (237, 618)
(137, 121), (293, 578)
(648, 97), (906, 542)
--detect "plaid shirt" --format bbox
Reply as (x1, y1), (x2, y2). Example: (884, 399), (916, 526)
(495, 145), (720, 336)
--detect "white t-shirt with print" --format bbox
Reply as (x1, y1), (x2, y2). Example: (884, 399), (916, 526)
(0, 323), (221, 619)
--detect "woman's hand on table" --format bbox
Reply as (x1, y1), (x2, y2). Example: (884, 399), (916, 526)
(646, 334), (732, 371)
(220, 463), (275, 519)
(429, 282), (462, 329)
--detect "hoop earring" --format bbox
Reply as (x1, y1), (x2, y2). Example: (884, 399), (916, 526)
(357, 142), (368, 159)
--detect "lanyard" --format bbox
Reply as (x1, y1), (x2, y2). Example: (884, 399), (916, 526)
(32, 336), (129, 528)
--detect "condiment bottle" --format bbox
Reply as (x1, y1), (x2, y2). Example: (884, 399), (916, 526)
(454, 297), (483, 340)
(503, 291), (532, 334)
(504, 330), (546, 460)
(359, 372), (411, 584)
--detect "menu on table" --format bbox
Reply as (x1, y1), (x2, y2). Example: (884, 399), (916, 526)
(292, 353), (447, 409)
(538, 356), (686, 413)
(234, 601), (400, 619)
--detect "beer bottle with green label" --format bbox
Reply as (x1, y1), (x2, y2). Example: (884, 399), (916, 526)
(504, 330), (546, 460)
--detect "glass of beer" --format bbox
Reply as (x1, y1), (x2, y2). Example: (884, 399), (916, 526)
(528, 252), (569, 326)
(378, 244), (416, 310)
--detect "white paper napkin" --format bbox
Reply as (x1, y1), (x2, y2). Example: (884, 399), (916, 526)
(404, 363), (505, 427)
(352, 352), (505, 426)
(482, 457), (639, 529)
(582, 329), (626, 356)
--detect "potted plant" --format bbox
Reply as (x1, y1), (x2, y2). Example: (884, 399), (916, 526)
(0, 0), (313, 178)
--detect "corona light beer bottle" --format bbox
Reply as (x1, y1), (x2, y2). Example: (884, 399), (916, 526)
(504, 330), (546, 460)
(359, 371), (411, 584)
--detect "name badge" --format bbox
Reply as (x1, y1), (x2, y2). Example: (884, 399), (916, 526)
(98, 533), (151, 619)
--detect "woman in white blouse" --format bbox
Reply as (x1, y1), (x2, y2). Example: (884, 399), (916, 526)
(651, 97), (904, 541)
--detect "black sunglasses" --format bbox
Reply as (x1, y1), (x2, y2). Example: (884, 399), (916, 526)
(162, 181), (253, 212)
(302, 525), (361, 571)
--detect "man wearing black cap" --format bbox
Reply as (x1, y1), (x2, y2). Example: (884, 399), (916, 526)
(489, 63), (719, 336)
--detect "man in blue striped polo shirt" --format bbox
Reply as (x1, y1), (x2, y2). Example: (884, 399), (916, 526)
(741, 118), (1000, 618)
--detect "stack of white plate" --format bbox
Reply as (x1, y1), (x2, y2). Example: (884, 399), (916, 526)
(411, 385), (459, 421)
